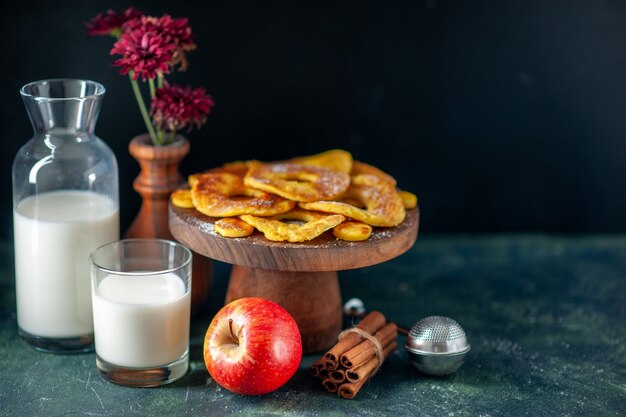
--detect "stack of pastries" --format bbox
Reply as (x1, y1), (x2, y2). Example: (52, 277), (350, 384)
(171, 150), (417, 243)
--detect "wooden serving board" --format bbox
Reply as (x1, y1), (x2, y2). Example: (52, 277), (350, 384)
(169, 204), (419, 353)
(169, 206), (419, 271)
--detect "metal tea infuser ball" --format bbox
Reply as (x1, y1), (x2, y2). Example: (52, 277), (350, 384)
(343, 298), (471, 376)
(404, 315), (470, 376)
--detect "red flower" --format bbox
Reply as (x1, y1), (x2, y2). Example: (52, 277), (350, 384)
(125, 14), (196, 70)
(150, 84), (215, 132)
(85, 7), (143, 37)
(111, 27), (176, 81)
(87, 8), (213, 145)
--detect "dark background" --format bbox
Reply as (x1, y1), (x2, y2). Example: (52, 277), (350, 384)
(2, 0), (626, 242)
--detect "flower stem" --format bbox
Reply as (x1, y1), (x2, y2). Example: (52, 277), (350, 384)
(148, 78), (156, 99)
(157, 130), (166, 145)
(129, 73), (159, 145)
(147, 78), (166, 143)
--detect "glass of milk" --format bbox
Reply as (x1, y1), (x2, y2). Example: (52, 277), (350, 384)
(13, 79), (119, 353)
(90, 239), (192, 387)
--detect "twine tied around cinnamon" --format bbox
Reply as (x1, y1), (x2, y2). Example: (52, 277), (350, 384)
(337, 326), (385, 375)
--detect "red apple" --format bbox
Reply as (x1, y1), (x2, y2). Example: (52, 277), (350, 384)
(203, 297), (303, 395)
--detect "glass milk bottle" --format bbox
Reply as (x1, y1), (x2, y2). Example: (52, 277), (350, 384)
(12, 79), (119, 353)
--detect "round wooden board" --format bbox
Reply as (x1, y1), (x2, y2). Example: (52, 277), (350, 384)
(169, 204), (419, 272)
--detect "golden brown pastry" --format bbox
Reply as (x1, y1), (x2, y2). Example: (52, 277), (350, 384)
(239, 209), (345, 242)
(332, 221), (373, 241)
(244, 161), (350, 203)
(289, 149), (353, 174)
(171, 189), (194, 208)
(398, 190), (418, 209)
(214, 218), (254, 238)
(300, 174), (405, 227)
(191, 172), (295, 217)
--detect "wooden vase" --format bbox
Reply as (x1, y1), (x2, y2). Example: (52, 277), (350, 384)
(125, 134), (212, 314)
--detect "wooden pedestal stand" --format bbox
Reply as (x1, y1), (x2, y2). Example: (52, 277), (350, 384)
(169, 205), (419, 353)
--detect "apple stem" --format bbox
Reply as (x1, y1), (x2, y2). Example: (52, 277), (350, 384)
(228, 319), (239, 345)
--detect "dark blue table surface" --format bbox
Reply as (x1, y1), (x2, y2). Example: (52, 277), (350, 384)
(1, 235), (625, 416)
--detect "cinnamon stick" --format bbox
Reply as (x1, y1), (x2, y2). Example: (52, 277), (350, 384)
(324, 359), (339, 370)
(322, 378), (338, 393)
(340, 322), (397, 369)
(345, 340), (398, 383)
(310, 357), (326, 377)
(323, 311), (386, 367)
(339, 341), (398, 398)
(329, 369), (347, 384)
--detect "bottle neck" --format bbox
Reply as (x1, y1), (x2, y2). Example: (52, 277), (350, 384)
(21, 79), (105, 135)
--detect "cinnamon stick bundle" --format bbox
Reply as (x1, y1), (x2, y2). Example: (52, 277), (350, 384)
(323, 311), (386, 368)
(310, 311), (398, 399)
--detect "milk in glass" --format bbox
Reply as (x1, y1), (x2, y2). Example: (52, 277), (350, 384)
(92, 272), (190, 368)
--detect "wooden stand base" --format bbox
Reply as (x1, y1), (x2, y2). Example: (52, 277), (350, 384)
(226, 266), (342, 353)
